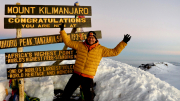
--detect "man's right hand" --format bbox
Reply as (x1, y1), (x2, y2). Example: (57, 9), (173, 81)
(59, 23), (64, 31)
(123, 34), (131, 43)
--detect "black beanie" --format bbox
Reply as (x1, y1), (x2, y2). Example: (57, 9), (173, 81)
(87, 31), (97, 40)
(86, 31), (98, 44)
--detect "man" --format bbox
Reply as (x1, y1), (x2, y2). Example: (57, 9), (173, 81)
(59, 24), (131, 101)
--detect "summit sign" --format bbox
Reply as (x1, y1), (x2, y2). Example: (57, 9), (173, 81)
(3, 3), (94, 100)
(5, 5), (91, 16)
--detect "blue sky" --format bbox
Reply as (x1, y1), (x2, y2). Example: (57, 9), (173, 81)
(0, 0), (180, 67)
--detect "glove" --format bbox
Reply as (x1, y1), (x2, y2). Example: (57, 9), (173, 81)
(123, 34), (131, 43)
(59, 23), (64, 31)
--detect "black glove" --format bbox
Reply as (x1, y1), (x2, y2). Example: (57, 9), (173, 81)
(123, 34), (131, 43)
(59, 23), (64, 31)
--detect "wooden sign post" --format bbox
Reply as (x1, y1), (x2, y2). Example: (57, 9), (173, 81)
(15, 3), (24, 101)
(2, 2), (101, 101)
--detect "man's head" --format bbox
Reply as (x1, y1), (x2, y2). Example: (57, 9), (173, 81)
(87, 31), (97, 45)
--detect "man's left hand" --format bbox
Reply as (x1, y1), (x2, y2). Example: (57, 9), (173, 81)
(123, 34), (131, 43)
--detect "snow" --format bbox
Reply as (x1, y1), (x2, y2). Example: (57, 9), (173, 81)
(146, 62), (180, 90)
(94, 59), (180, 101)
(0, 54), (180, 101)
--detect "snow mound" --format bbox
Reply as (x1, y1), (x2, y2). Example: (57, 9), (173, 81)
(94, 58), (180, 101)
(25, 77), (54, 101)
(145, 62), (180, 90)
(0, 83), (6, 101)
(0, 54), (180, 101)
(149, 62), (179, 74)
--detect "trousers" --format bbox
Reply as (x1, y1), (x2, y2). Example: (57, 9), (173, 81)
(61, 73), (94, 101)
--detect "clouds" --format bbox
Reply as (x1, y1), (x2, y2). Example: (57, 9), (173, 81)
(129, 49), (180, 55)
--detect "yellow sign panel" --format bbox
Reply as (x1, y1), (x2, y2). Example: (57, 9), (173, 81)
(4, 18), (91, 28)
(5, 5), (91, 15)
(5, 50), (77, 64)
(0, 31), (101, 49)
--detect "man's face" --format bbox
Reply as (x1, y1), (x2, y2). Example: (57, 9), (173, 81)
(87, 36), (96, 45)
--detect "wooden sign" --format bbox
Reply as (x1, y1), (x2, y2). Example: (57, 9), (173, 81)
(4, 18), (91, 28)
(5, 5), (91, 16)
(7, 64), (74, 79)
(5, 50), (77, 64)
(0, 31), (102, 49)
(70, 31), (102, 41)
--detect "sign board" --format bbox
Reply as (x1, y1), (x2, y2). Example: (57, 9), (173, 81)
(4, 18), (91, 28)
(0, 31), (101, 49)
(70, 31), (102, 41)
(5, 5), (91, 16)
(7, 64), (74, 79)
(5, 50), (77, 64)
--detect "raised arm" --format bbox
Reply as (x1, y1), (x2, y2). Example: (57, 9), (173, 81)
(59, 23), (80, 50)
(102, 41), (127, 57)
(60, 30), (81, 50)
(102, 34), (131, 57)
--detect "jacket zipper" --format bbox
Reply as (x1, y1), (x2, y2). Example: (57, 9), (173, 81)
(83, 45), (89, 73)
(82, 44), (99, 73)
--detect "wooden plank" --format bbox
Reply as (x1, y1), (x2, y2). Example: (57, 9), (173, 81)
(0, 31), (101, 49)
(15, 3), (24, 101)
(5, 50), (77, 64)
(5, 5), (91, 16)
(70, 30), (102, 41)
(4, 18), (91, 29)
(7, 64), (74, 79)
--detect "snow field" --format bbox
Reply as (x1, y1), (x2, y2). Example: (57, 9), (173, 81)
(0, 54), (180, 101)
(94, 58), (180, 101)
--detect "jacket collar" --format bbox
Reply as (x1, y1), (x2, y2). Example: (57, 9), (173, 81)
(83, 40), (99, 51)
